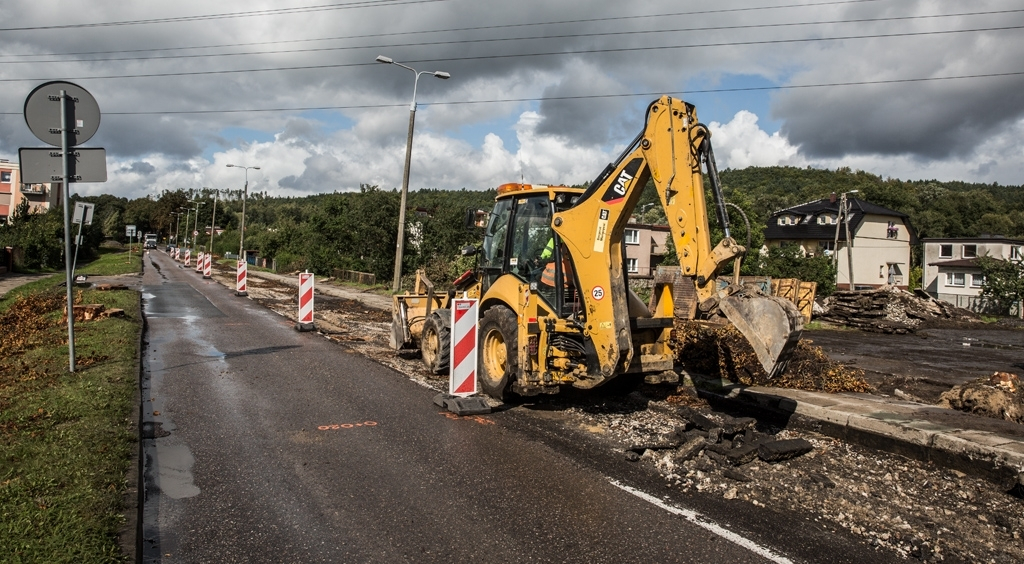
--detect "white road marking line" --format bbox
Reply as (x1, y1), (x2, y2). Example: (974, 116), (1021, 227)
(609, 479), (794, 564)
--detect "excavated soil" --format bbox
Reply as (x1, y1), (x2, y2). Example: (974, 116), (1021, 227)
(210, 263), (1024, 562)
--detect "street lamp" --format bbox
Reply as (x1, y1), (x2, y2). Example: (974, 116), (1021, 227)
(171, 211), (183, 246)
(188, 199), (205, 254)
(226, 163), (260, 261)
(375, 54), (451, 292)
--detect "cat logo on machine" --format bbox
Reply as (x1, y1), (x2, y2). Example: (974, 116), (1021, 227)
(592, 286), (605, 300)
(601, 157), (643, 205)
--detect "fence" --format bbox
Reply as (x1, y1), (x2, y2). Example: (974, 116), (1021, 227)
(333, 269), (376, 286)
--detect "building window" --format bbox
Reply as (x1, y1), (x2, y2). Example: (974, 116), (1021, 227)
(938, 244), (953, 258)
(626, 258), (638, 273)
(777, 215), (797, 226)
(886, 221), (899, 239)
(970, 274), (985, 288)
(0, 171), (10, 183)
(816, 214), (836, 225)
(1010, 246), (1022, 261)
(945, 272), (965, 287)
(962, 244), (977, 258)
(624, 229), (639, 245)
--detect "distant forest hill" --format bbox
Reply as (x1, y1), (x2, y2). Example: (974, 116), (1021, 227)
(61, 166), (1022, 287)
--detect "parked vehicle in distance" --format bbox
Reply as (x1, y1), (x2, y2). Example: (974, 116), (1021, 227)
(144, 233), (158, 249)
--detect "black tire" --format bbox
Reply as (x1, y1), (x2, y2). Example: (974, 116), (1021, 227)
(420, 311), (451, 375)
(478, 305), (518, 399)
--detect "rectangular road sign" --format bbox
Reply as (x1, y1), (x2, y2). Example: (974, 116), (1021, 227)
(126, 225), (136, 237)
(73, 202), (95, 225)
(18, 147), (107, 183)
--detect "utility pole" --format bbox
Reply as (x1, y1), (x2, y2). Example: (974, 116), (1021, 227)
(840, 191), (858, 290)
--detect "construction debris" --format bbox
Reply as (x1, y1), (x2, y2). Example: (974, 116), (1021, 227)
(819, 286), (979, 333)
(939, 372), (1024, 423)
(674, 321), (872, 393)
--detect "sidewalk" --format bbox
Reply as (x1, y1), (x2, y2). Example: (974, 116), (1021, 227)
(692, 376), (1024, 487)
(0, 272), (53, 299)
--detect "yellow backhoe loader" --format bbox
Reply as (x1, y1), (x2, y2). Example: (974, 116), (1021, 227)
(390, 96), (803, 398)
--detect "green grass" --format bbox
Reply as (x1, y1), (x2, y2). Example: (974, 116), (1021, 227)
(0, 286), (139, 563)
(75, 247), (144, 277)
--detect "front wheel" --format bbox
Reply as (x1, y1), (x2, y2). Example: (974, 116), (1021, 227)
(478, 306), (518, 399)
(420, 311), (451, 375)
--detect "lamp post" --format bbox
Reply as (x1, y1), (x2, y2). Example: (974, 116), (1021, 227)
(171, 211), (183, 246)
(375, 54), (450, 292)
(208, 189), (219, 257)
(189, 199), (205, 254)
(226, 164), (260, 262)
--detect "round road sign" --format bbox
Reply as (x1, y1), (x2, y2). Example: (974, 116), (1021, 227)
(24, 81), (101, 147)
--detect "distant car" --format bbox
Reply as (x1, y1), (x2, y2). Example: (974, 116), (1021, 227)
(166, 244), (176, 253)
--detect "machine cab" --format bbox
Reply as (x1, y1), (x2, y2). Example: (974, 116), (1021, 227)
(480, 184), (583, 318)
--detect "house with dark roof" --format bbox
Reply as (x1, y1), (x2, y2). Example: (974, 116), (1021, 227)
(763, 196), (915, 290)
(922, 236), (1023, 312)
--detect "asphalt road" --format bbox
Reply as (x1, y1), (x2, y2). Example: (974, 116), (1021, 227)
(140, 250), (896, 564)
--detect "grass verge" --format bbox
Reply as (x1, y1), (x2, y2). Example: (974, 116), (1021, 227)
(75, 247), (145, 278)
(0, 285), (139, 563)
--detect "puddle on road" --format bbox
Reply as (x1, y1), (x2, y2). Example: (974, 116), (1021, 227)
(151, 443), (200, 499)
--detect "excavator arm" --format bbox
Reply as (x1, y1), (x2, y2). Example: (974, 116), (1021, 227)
(553, 96), (802, 380)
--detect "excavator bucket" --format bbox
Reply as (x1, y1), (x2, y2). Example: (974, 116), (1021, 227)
(718, 291), (804, 378)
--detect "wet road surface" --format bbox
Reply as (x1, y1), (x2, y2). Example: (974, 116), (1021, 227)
(140, 251), (896, 563)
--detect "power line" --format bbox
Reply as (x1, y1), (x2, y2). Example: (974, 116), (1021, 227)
(0, 0), (449, 32)
(0, 0), (892, 58)
(3, 8), (1019, 65)
(4, 71), (1017, 116)
(1, 24), (1019, 83)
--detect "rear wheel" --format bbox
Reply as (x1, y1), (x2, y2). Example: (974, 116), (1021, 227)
(478, 306), (518, 399)
(420, 311), (451, 375)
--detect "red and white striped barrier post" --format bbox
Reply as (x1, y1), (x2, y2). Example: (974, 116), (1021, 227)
(296, 271), (315, 332)
(175, 247), (180, 261)
(203, 252), (212, 279)
(432, 297), (489, 415)
(183, 248), (190, 266)
(450, 298), (479, 396)
(236, 259), (247, 296)
(195, 252), (204, 273)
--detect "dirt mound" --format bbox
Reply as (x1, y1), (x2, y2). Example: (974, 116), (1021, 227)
(819, 286), (978, 334)
(939, 372), (1024, 423)
(674, 321), (872, 393)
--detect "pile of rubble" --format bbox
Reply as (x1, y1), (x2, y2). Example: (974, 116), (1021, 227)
(818, 286), (978, 333)
(674, 321), (872, 392)
(940, 371), (1024, 423)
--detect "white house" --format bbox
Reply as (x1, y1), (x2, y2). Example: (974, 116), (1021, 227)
(922, 236), (1024, 312)
(763, 196), (915, 289)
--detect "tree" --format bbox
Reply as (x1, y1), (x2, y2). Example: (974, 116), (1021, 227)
(757, 244), (837, 297)
(976, 256), (1024, 318)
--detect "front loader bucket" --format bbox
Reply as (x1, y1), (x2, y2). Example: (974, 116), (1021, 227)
(718, 292), (804, 378)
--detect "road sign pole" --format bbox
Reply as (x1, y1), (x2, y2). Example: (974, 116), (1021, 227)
(60, 89), (76, 373)
(71, 220), (83, 276)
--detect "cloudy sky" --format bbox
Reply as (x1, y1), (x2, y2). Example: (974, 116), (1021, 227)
(1, 0), (1022, 199)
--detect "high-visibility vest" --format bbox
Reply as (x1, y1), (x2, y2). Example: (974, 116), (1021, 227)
(540, 257), (573, 287)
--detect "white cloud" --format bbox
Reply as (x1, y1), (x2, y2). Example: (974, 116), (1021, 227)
(709, 111), (803, 169)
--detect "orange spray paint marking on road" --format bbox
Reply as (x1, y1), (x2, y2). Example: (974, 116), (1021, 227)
(438, 412), (495, 425)
(317, 421), (378, 431)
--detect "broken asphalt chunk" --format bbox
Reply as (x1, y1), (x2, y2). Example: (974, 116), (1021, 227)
(758, 438), (814, 462)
